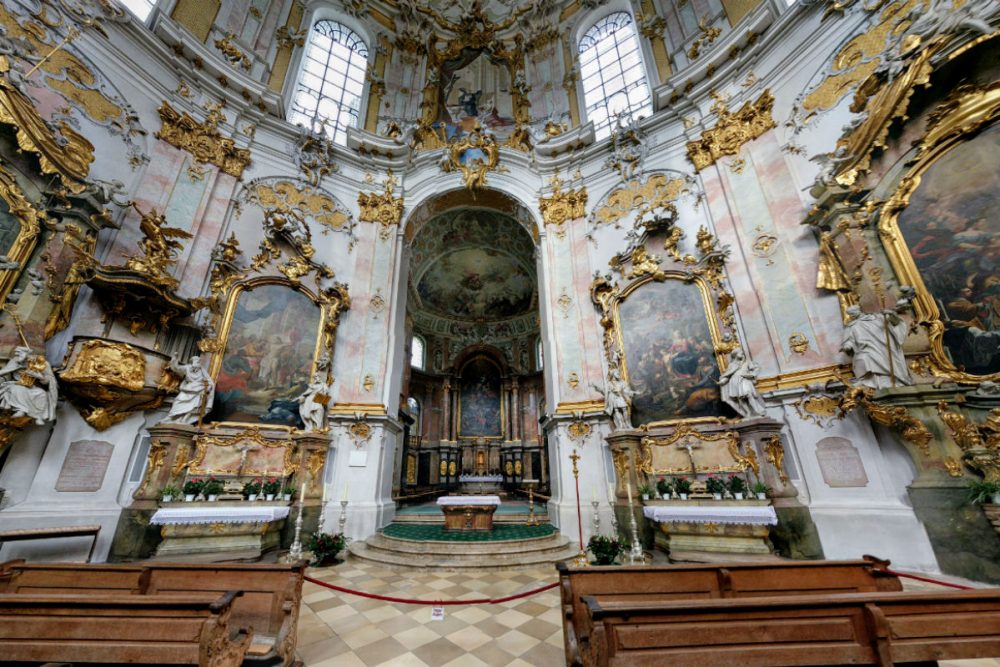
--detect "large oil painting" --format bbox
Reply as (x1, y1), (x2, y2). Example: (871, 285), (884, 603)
(896, 122), (1000, 375)
(431, 48), (518, 143)
(459, 357), (502, 438)
(213, 284), (322, 425)
(416, 247), (533, 319)
(617, 279), (725, 425)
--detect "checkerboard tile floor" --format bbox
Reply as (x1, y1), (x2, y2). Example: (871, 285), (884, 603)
(296, 560), (1000, 666)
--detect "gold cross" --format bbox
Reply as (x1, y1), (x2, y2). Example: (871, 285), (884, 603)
(569, 449), (580, 479)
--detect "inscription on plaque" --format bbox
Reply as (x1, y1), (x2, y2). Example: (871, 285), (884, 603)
(815, 437), (868, 488)
(55, 440), (114, 492)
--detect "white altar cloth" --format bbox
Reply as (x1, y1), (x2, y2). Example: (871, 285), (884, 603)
(643, 505), (777, 526)
(436, 495), (502, 506)
(150, 506), (290, 526)
(458, 475), (503, 483)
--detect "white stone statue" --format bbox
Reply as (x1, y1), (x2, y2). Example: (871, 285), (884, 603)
(841, 302), (912, 390)
(594, 364), (636, 431)
(165, 355), (214, 425)
(0, 347), (57, 425)
(718, 348), (767, 419)
(296, 372), (332, 432)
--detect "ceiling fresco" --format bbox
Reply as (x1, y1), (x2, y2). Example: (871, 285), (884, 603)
(409, 207), (537, 322)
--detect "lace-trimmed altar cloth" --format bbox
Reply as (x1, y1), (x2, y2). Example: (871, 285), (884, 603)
(150, 506), (291, 525)
(436, 495), (502, 506)
(643, 504), (778, 526)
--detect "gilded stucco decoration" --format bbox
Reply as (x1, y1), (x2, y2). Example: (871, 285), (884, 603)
(937, 401), (1000, 482)
(838, 385), (932, 454)
(538, 171), (587, 235)
(295, 124), (339, 186)
(214, 32), (251, 70)
(591, 172), (692, 229)
(156, 101), (251, 178)
(188, 428), (297, 477)
(686, 90), (776, 172)
(0, 3), (147, 167)
(440, 124), (507, 190)
(605, 112), (648, 183)
(638, 426), (742, 475)
(243, 178), (354, 239)
(0, 164), (48, 307)
(358, 170), (404, 240)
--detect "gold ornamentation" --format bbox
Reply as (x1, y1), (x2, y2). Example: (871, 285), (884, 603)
(156, 101), (251, 178)
(276, 25), (306, 48)
(638, 425), (741, 475)
(440, 460), (448, 477)
(349, 421), (372, 442)
(686, 90), (776, 172)
(751, 233), (778, 263)
(539, 172), (587, 229)
(123, 204), (193, 291)
(592, 173), (689, 228)
(440, 125), (506, 190)
(687, 16), (722, 60)
(876, 81), (1000, 382)
(247, 179), (351, 238)
(568, 421), (592, 441)
(188, 427), (297, 477)
(306, 450), (325, 481)
(358, 170), (403, 239)
(788, 333), (810, 355)
(626, 246), (666, 280)
(611, 448), (629, 490)
(214, 32), (251, 70)
(514, 459), (522, 476)
(363, 375), (374, 392)
(505, 460), (513, 476)
(567, 372), (579, 389)
(406, 454), (417, 484)
(448, 461), (457, 476)
(839, 386), (932, 455)
(59, 339), (145, 392)
(172, 446), (190, 478)
(728, 439), (760, 476)
(944, 457), (963, 478)
(937, 401), (1000, 482)
(0, 165), (47, 306)
(763, 435), (789, 484)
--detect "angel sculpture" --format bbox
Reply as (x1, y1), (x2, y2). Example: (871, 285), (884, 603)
(125, 204), (192, 289)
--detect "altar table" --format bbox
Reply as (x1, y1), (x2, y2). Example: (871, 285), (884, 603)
(150, 505), (290, 561)
(437, 495), (502, 531)
(642, 500), (777, 556)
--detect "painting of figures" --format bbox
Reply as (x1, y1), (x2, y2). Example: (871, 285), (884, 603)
(896, 123), (1000, 375)
(617, 280), (725, 425)
(459, 357), (502, 437)
(213, 284), (321, 425)
(435, 50), (518, 143)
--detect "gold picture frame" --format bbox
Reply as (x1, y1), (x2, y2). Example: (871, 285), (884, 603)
(0, 163), (46, 306)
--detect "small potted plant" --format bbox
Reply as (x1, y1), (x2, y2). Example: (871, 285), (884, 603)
(203, 477), (224, 501)
(727, 475), (746, 500)
(282, 484), (295, 502)
(751, 480), (770, 500)
(637, 483), (652, 501)
(243, 478), (262, 501)
(674, 476), (691, 500)
(263, 477), (281, 501)
(587, 535), (625, 566)
(967, 480), (1000, 505)
(705, 475), (726, 500)
(182, 478), (204, 502)
(656, 477), (672, 499)
(161, 485), (179, 503)
(307, 532), (347, 566)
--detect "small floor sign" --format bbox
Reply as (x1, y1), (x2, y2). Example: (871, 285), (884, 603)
(430, 606), (444, 621)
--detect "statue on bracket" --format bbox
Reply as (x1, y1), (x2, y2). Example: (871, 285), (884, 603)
(296, 356), (333, 432)
(593, 356), (637, 431)
(718, 348), (767, 419)
(0, 347), (57, 425)
(164, 355), (215, 425)
(841, 291), (914, 390)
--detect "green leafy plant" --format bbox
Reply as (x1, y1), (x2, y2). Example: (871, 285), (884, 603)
(637, 483), (653, 497)
(262, 477), (281, 495)
(282, 484), (295, 497)
(242, 478), (262, 498)
(203, 477), (224, 496)
(587, 535), (624, 566)
(751, 480), (771, 496)
(705, 475), (726, 495)
(182, 478), (205, 496)
(967, 480), (1000, 505)
(656, 477), (672, 497)
(161, 485), (179, 500)
(307, 532), (347, 566)
(673, 476), (692, 494)
(727, 475), (746, 495)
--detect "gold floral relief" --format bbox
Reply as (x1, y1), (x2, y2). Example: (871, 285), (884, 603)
(686, 90), (776, 172)
(592, 173), (688, 228)
(0, 164), (47, 306)
(156, 102), (251, 178)
(252, 180), (352, 235)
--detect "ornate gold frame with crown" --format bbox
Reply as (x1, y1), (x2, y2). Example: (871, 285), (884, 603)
(877, 81), (1000, 382)
(591, 218), (739, 428)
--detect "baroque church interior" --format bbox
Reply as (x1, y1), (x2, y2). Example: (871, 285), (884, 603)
(1, 0), (1000, 664)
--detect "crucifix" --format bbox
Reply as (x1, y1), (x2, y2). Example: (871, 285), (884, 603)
(678, 438), (703, 476)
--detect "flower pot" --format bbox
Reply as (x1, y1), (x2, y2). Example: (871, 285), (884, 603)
(162, 495), (173, 503)
(208, 494), (218, 502)
(184, 494), (195, 502)
(248, 494), (257, 502)
(712, 493), (722, 500)
(283, 493), (292, 501)
(641, 494), (649, 501)
(679, 493), (688, 500)
(266, 494), (275, 501)
(756, 492), (766, 500)
(734, 492), (744, 500)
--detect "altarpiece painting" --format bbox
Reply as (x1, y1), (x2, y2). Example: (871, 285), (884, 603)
(616, 278), (725, 424)
(213, 283), (323, 425)
(459, 356), (502, 438)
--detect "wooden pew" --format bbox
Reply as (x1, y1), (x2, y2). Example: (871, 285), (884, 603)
(0, 524), (102, 562)
(556, 557), (902, 666)
(0, 560), (306, 666)
(0, 591), (252, 667)
(582, 588), (1000, 667)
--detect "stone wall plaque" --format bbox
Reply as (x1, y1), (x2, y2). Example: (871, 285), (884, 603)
(55, 440), (114, 492)
(815, 437), (868, 488)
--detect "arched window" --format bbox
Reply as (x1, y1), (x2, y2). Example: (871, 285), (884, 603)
(411, 335), (425, 370)
(289, 20), (369, 145)
(578, 12), (652, 141)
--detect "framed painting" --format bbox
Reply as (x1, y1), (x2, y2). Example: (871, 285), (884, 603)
(614, 277), (726, 425)
(458, 356), (503, 438)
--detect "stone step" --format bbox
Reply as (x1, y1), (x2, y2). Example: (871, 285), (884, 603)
(364, 532), (573, 558)
(347, 539), (580, 570)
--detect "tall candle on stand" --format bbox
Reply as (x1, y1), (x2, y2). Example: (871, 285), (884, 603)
(626, 479), (633, 506)
(300, 482), (306, 502)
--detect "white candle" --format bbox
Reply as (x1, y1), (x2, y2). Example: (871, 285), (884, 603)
(300, 482), (307, 501)
(344, 481), (349, 500)
(609, 483), (616, 503)
(626, 480), (633, 505)
(321, 482), (327, 503)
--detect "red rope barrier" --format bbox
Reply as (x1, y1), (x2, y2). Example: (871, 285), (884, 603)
(304, 574), (559, 606)
(883, 568), (973, 590)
